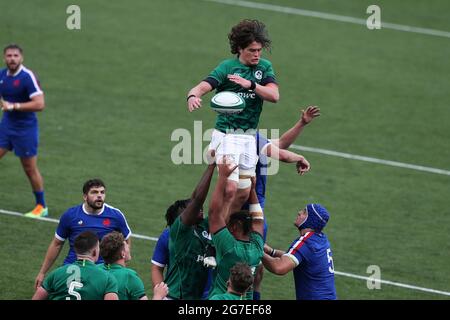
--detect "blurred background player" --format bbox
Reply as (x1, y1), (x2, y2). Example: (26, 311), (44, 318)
(186, 19), (279, 220)
(32, 178), (132, 289)
(209, 262), (254, 300)
(100, 231), (168, 300)
(31, 231), (119, 300)
(0, 44), (47, 217)
(262, 203), (337, 300)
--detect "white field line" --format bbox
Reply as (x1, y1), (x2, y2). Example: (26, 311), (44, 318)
(204, 0), (450, 39)
(0, 208), (158, 241)
(1, 208), (449, 297)
(290, 144), (450, 176)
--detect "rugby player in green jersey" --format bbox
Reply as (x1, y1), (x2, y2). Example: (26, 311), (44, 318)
(31, 231), (118, 300)
(209, 262), (253, 300)
(187, 19), (279, 216)
(164, 163), (216, 299)
(100, 231), (168, 300)
(208, 156), (265, 300)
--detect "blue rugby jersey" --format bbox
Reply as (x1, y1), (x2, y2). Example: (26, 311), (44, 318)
(55, 203), (132, 264)
(0, 65), (43, 129)
(284, 231), (337, 300)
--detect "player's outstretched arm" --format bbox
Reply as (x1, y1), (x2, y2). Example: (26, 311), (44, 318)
(187, 81), (213, 112)
(181, 164), (216, 226)
(275, 106), (320, 149)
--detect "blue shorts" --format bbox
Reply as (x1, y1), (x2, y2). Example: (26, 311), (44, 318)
(0, 125), (38, 158)
(263, 219), (268, 242)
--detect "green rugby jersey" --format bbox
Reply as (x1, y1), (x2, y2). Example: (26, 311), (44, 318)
(99, 263), (146, 300)
(207, 58), (276, 132)
(208, 228), (264, 300)
(42, 259), (118, 300)
(209, 292), (244, 300)
(165, 216), (211, 299)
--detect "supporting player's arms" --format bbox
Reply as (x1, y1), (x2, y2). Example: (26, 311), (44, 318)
(181, 164), (216, 226)
(248, 177), (264, 237)
(208, 156), (238, 234)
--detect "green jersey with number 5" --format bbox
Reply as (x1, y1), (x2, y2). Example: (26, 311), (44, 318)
(42, 259), (118, 300)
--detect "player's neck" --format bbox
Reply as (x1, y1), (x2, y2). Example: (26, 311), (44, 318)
(83, 202), (103, 215)
(7, 64), (23, 76)
(299, 228), (314, 236)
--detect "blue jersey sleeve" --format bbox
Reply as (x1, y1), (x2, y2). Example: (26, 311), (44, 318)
(55, 211), (71, 241)
(116, 210), (132, 240)
(151, 228), (170, 267)
(23, 69), (43, 98)
(256, 133), (271, 156)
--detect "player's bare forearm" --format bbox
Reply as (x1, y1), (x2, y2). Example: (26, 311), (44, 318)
(151, 265), (165, 287)
(278, 106), (320, 149)
(255, 83), (279, 103)
(4, 94), (45, 112)
(182, 164), (215, 225)
(262, 254), (293, 275)
(187, 81), (213, 112)
(39, 238), (64, 274)
(208, 172), (228, 233)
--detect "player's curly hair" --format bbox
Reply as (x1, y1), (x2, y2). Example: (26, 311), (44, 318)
(228, 19), (271, 55)
(229, 262), (254, 294)
(165, 199), (191, 226)
(100, 231), (125, 264)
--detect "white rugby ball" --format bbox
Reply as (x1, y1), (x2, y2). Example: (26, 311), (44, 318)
(210, 91), (245, 114)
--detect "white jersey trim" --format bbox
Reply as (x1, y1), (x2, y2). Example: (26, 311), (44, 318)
(283, 253), (299, 266)
(151, 260), (166, 268)
(104, 203), (132, 239)
(55, 232), (66, 242)
(22, 66), (44, 98)
(82, 203), (105, 215)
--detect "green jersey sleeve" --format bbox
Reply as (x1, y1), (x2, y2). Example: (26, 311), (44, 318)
(104, 272), (119, 295)
(128, 271), (146, 300)
(212, 227), (237, 257)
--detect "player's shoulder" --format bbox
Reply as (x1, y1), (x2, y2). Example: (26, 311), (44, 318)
(103, 203), (126, 216)
(258, 58), (273, 68)
(0, 68), (6, 76)
(61, 204), (83, 217)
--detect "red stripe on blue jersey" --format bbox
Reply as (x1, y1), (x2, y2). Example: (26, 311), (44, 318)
(288, 232), (314, 256)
